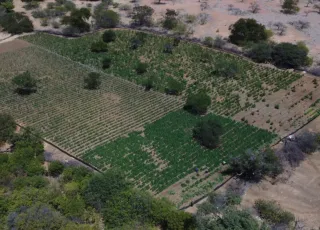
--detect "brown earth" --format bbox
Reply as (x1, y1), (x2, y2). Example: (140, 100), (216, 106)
(0, 39), (30, 54)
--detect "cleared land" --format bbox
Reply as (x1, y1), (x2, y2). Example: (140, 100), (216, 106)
(0, 41), (182, 156)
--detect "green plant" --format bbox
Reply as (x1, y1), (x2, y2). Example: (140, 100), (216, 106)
(0, 12), (33, 34)
(91, 41), (108, 53)
(184, 92), (211, 115)
(135, 62), (148, 74)
(48, 161), (65, 177)
(0, 113), (16, 144)
(165, 78), (184, 95)
(281, 0), (299, 14)
(102, 57), (112, 69)
(12, 71), (37, 95)
(84, 72), (101, 90)
(102, 30), (116, 43)
(61, 8), (91, 32)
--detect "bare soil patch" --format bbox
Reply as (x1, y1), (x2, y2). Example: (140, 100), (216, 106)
(0, 39), (30, 54)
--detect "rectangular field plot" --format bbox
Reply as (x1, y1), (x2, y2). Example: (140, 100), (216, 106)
(83, 110), (277, 193)
(23, 32), (302, 117)
(0, 45), (183, 156)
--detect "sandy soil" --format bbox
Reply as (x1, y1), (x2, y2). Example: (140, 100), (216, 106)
(241, 116), (320, 229)
(0, 39), (30, 53)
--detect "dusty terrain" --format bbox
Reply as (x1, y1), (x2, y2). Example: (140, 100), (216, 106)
(241, 116), (320, 229)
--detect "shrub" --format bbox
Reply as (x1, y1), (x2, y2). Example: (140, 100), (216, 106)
(102, 30), (116, 43)
(230, 148), (283, 182)
(184, 91), (211, 115)
(90, 41), (108, 52)
(51, 20), (60, 28)
(141, 77), (154, 91)
(31, 9), (47, 18)
(13, 176), (48, 189)
(193, 118), (223, 149)
(213, 35), (226, 48)
(61, 166), (92, 183)
(61, 8), (91, 32)
(247, 42), (273, 63)
(165, 78), (184, 95)
(271, 42), (310, 69)
(12, 71), (37, 95)
(48, 161), (65, 177)
(0, 113), (16, 144)
(163, 43), (173, 54)
(0, 12), (33, 34)
(229, 18), (268, 45)
(254, 200), (295, 225)
(84, 72), (101, 90)
(203, 36), (214, 47)
(62, 26), (80, 36)
(296, 131), (319, 154)
(162, 9), (178, 30)
(281, 0), (299, 14)
(23, 1), (40, 10)
(102, 57), (112, 69)
(212, 59), (240, 79)
(132, 5), (154, 26)
(94, 7), (120, 28)
(135, 62), (148, 74)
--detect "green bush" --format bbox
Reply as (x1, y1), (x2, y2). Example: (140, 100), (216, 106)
(102, 30), (116, 43)
(12, 71), (37, 95)
(84, 72), (101, 90)
(281, 0), (299, 14)
(229, 18), (268, 45)
(135, 62), (148, 74)
(0, 12), (33, 34)
(102, 57), (112, 69)
(94, 6), (120, 28)
(247, 42), (273, 63)
(13, 176), (48, 189)
(0, 113), (16, 144)
(193, 117), (223, 149)
(184, 92), (211, 115)
(48, 161), (65, 177)
(90, 41), (108, 52)
(61, 8), (91, 32)
(165, 78), (184, 95)
(203, 36), (214, 47)
(254, 200), (295, 225)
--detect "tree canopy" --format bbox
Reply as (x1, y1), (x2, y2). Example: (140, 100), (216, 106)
(193, 118), (223, 149)
(184, 92), (211, 115)
(132, 5), (154, 26)
(12, 71), (37, 95)
(61, 8), (91, 32)
(0, 114), (15, 144)
(229, 18), (268, 45)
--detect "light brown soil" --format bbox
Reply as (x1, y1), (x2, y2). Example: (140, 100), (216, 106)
(0, 39), (30, 54)
(242, 116), (320, 230)
(234, 74), (320, 137)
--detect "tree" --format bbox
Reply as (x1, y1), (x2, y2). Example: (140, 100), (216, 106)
(0, 114), (15, 144)
(281, 0), (299, 14)
(165, 78), (185, 95)
(296, 131), (319, 154)
(48, 161), (65, 177)
(84, 72), (101, 90)
(229, 148), (283, 182)
(290, 20), (310, 30)
(271, 42), (310, 68)
(102, 57), (112, 69)
(249, 1), (261, 13)
(305, 0), (313, 7)
(135, 62), (148, 74)
(163, 9), (178, 30)
(12, 71), (37, 95)
(273, 22), (287, 35)
(90, 41), (108, 52)
(102, 30), (116, 43)
(229, 18), (268, 45)
(193, 118), (223, 149)
(0, 12), (33, 34)
(247, 42), (273, 63)
(61, 8), (91, 32)
(132, 5), (154, 26)
(84, 170), (131, 211)
(94, 6), (120, 28)
(184, 92), (211, 115)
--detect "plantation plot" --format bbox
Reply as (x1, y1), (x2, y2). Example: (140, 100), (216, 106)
(83, 110), (277, 193)
(0, 44), (182, 156)
(23, 31), (302, 117)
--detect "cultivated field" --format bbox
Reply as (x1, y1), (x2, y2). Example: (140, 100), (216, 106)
(0, 41), (182, 156)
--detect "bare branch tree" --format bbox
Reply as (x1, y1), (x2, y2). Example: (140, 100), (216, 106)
(314, 4), (320, 13)
(198, 13), (209, 25)
(273, 22), (287, 35)
(200, 1), (208, 11)
(289, 20), (310, 30)
(305, 0), (313, 7)
(304, 9), (312, 16)
(249, 1), (261, 13)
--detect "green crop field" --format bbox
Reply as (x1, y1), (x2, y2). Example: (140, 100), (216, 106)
(23, 30), (302, 116)
(0, 46), (182, 156)
(83, 110), (277, 193)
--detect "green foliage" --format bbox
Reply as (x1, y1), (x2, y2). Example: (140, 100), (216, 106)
(12, 71), (37, 95)
(61, 8), (91, 32)
(48, 161), (65, 177)
(0, 113), (15, 144)
(94, 5), (120, 29)
(203, 36), (214, 47)
(84, 72), (101, 90)
(272, 42), (310, 68)
(132, 5), (154, 26)
(163, 9), (178, 30)
(254, 200), (295, 225)
(0, 12), (33, 34)
(13, 176), (48, 190)
(281, 0), (299, 14)
(90, 40), (108, 52)
(102, 30), (116, 43)
(84, 170), (131, 211)
(247, 42), (273, 63)
(229, 18), (268, 45)
(212, 59), (240, 79)
(135, 62), (148, 74)
(102, 57), (112, 69)
(193, 117), (223, 149)
(61, 166), (92, 183)
(1, 1), (14, 12)
(54, 195), (86, 218)
(165, 78), (185, 95)
(184, 92), (211, 115)
(229, 148), (283, 182)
